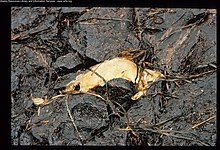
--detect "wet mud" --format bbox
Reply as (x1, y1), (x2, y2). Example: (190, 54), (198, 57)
(11, 7), (216, 146)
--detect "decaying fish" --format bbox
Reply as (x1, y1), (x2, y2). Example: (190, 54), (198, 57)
(64, 57), (165, 100)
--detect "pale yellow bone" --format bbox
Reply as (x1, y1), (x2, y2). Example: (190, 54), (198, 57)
(64, 57), (164, 100)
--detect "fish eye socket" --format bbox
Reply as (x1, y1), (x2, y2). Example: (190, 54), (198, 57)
(74, 84), (80, 91)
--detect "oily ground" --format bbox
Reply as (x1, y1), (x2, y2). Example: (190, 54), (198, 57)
(11, 7), (216, 146)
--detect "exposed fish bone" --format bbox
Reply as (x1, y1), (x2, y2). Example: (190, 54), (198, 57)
(64, 57), (164, 100)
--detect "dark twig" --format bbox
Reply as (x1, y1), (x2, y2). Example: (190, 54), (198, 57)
(165, 69), (216, 81)
(75, 17), (132, 24)
(135, 127), (210, 146)
(87, 68), (116, 112)
(65, 95), (84, 145)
